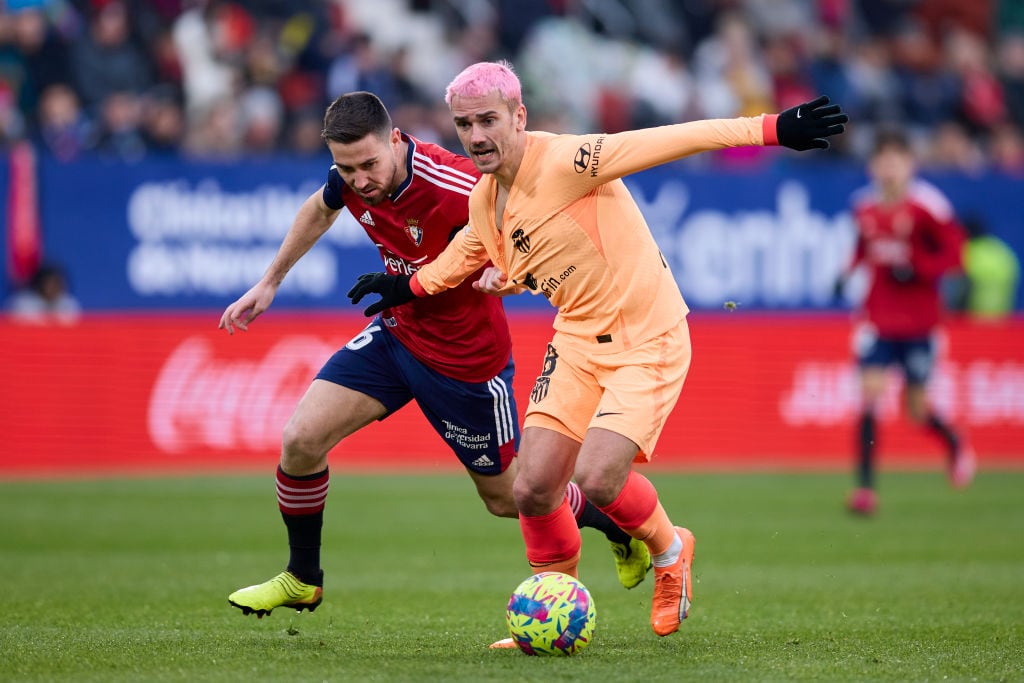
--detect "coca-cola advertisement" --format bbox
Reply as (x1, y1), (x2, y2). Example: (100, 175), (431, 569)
(1, 314), (1022, 478)
(148, 335), (331, 453)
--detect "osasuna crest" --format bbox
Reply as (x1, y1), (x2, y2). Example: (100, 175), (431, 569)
(405, 219), (423, 246)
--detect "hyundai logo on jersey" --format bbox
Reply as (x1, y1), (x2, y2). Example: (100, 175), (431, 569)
(573, 144), (591, 173)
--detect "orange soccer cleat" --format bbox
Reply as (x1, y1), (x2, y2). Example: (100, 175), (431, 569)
(488, 637), (516, 649)
(650, 527), (695, 637)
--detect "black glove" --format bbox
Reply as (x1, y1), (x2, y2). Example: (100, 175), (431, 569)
(776, 96), (849, 151)
(890, 264), (915, 284)
(347, 273), (415, 316)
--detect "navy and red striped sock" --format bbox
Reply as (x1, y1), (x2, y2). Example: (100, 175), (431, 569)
(276, 466), (329, 587)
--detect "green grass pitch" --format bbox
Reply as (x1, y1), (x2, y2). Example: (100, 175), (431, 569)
(1, 470), (1022, 682)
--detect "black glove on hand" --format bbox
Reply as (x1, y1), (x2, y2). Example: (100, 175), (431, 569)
(347, 273), (415, 316)
(890, 264), (915, 284)
(776, 96), (849, 151)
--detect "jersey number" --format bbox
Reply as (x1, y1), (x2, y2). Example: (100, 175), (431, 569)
(345, 324), (382, 350)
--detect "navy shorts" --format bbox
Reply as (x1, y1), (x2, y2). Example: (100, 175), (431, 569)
(854, 325), (936, 386)
(315, 319), (520, 474)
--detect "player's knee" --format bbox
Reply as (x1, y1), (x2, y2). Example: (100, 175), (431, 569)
(481, 493), (518, 519)
(860, 372), (887, 400)
(904, 387), (929, 423)
(513, 475), (559, 517)
(573, 471), (619, 508)
(281, 417), (329, 468)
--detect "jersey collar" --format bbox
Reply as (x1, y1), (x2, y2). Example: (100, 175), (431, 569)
(391, 132), (415, 202)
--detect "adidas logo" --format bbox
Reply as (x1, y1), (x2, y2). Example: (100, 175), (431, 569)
(470, 454), (494, 468)
(359, 210), (375, 226)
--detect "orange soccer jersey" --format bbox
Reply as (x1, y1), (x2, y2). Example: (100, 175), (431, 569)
(414, 116), (768, 352)
(414, 116), (768, 453)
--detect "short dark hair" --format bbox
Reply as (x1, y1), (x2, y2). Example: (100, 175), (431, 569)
(321, 92), (392, 144)
(871, 126), (911, 156)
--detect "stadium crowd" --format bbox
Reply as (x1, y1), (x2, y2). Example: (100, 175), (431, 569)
(0, 0), (1022, 172)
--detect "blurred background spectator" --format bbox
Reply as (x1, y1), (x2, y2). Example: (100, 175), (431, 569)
(34, 82), (93, 160)
(946, 216), (1022, 319)
(0, 0), (1019, 170)
(70, 0), (152, 112)
(6, 261), (81, 324)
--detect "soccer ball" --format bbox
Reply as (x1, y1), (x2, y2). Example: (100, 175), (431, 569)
(505, 572), (596, 656)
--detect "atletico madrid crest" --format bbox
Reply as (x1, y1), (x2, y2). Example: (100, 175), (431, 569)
(405, 220), (423, 246)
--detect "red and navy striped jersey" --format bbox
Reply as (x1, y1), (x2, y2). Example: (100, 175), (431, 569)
(322, 133), (512, 382)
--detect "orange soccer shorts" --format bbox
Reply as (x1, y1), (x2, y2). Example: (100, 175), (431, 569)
(523, 318), (692, 461)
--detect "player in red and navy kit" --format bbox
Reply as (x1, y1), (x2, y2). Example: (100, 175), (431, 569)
(836, 128), (975, 515)
(217, 92), (649, 618)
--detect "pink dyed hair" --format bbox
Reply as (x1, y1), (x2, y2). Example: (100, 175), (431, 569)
(444, 60), (522, 108)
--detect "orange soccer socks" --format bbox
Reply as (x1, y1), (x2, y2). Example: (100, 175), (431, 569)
(598, 471), (694, 636)
(519, 497), (582, 577)
(597, 471), (676, 554)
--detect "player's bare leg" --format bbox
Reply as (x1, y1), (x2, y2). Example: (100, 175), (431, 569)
(513, 425), (582, 579)
(467, 461), (520, 518)
(280, 381), (385, 475)
(905, 384), (975, 489)
(849, 367), (886, 515)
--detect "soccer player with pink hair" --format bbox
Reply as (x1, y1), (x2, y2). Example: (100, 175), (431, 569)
(220, 90), (652, 623)
(349, 61), (848, 639)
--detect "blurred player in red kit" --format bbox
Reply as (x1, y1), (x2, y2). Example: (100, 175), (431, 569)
(218, 91), (650, 621)
(836, 128), (975, 516)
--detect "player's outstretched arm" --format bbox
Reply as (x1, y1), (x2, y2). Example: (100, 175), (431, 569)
(219, 281), (279, 335)
(550, 97), (849, 196)
(219, 187), (339, 334)
(769, 96), (849, 151)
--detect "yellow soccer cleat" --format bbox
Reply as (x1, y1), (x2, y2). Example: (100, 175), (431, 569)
(228, 571), (323, 619)
(610, 537), (653, 589)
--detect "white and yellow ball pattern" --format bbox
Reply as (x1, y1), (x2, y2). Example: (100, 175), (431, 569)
(505, 572), (596, 656)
